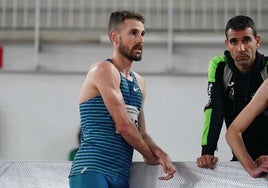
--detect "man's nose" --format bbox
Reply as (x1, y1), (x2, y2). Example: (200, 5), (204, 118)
(138, 34), (144, 43)
(238, 42), (246, 51)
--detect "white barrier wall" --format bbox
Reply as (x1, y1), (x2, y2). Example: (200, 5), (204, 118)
(1, 161), (267, 188)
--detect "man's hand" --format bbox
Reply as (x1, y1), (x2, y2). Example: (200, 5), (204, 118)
(144, 153), (176, 180)
(196, 155), (218, 169)
(255, 155), (268, 166)
(157, 153), (176, 180)
(247, 160), (268, 178)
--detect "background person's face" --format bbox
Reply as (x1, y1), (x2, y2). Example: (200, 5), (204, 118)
(225, 27), (261, 73)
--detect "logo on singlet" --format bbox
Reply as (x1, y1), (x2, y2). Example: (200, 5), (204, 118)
(133, 86), (139, 92)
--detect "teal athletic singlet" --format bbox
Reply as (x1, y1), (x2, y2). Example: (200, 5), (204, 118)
(69, 60), (143, 188)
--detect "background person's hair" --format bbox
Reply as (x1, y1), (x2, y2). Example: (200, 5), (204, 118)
(225, 15), (257, 38)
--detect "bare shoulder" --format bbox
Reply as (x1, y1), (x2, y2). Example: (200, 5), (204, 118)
(263, 78), (268, 86)
(79, 60), (119, 103)
(132, 71), (145, 84)
(89, 60), (117, 75)
(256, 78), (268, 95)
(255, 78), (268, 102)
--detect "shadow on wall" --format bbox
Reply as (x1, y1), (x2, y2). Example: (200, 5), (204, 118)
(68, 127), (81, 161)
(0, 107), (6, 159)
(0, 111), (2, 156)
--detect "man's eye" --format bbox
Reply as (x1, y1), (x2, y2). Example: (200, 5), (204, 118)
(243, 38), (251, 43)
(131, 31), (137, 35)
(230, 40), (238, 45)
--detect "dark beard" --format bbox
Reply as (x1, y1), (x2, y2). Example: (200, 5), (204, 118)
(118, 43), (142, 62)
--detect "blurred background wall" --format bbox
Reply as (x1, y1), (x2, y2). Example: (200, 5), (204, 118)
(0, 0), (268, 161)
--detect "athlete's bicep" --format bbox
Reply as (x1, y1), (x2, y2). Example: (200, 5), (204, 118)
(95, 63), (133, 129)
(96, 63), (124, 112)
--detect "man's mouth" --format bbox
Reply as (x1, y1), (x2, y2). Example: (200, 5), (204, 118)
(236, 55), (249, 61)
(133, 46), (142, 53)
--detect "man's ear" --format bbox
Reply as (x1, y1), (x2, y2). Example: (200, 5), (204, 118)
(256, 35), (261, 48)
(110, 31), (118, 43)
(224, 39), (229, 50)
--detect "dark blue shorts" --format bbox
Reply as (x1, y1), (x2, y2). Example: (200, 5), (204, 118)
(69, 171), (129, 188)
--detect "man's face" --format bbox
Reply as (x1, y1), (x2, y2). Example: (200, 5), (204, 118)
(117, 19), (145, 61)
(225, 27), (261, 73)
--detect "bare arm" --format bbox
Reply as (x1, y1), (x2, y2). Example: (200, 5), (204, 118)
(135, 72), (176, 180)
(225, 79), (268, 178)
(79, 61), (157, 162)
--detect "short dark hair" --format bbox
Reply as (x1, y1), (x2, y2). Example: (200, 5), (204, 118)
(108, 10), (145, 34)
(225, 15), (257, 38)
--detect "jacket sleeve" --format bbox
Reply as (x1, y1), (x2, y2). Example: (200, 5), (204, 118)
(201, 55), (226, 155)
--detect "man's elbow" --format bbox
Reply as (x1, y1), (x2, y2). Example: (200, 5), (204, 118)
(225, 129), (231, 145)
(115, 121), (133, 135)
(225, 125), (240, 145)
(225, 126), (234, 145)
(116, 125), (127, 134)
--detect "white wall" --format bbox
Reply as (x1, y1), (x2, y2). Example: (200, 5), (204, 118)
(0, 40), (242, 162)
(0, 73), (232, 162)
